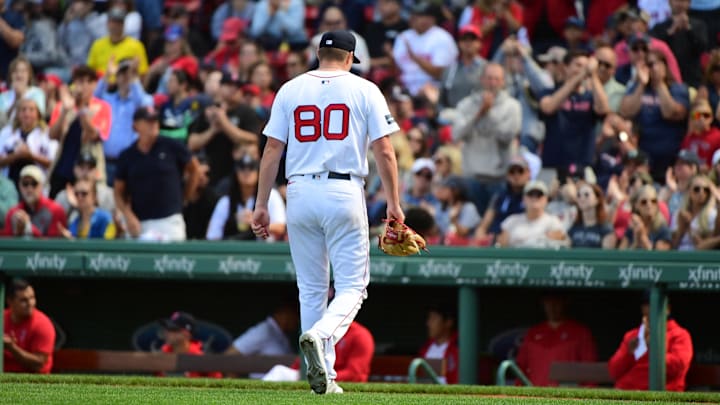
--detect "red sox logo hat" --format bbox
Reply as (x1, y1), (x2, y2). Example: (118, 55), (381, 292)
(319, 30), (361, 64)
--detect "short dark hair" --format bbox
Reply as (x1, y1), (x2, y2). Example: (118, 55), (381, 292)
(427, 303), (456, 322)
(318, 47), (349, 63)
(72, 65), (98, 82)
(7, 278), (31, 299)
(563, 49), (590, 66)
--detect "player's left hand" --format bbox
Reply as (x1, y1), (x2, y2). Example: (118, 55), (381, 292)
(252, 206), (270, 239)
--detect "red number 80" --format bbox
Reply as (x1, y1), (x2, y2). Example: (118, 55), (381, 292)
(294, 104), (349, 142)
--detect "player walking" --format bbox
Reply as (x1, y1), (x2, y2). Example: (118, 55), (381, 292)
(252, 30), (403, 394)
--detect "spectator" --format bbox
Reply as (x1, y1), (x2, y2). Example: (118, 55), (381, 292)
(57, 0), (104, 68)
(48, 65), (112, 198)
(539, 50), (610, 182)
(515, 293), (597, 386)
(608, 296), (693, 391)
(226, 300), (299, 357)
(497, 180), (568, 248)
(610, 169), (671, 243)
(650, 0), (707, 88)
(457, 0), (524, 60)
(419, 304), (458, 384)
(37, 73), (61, 122)
(284, 49), (308, 80)
(438, 24), (486, 111)
(403, 205), (441, 245)
(3, 278), (55, 374)
(537, 46), (566, 85)
(53, 151), (114, 222)
(0, 56), (46, 125)
(97, 0), (142, 40)
(392, 2), (458, 97)
(671, 174), (717, 250)
(569, 182), (616, 248)
(204, 17), (245, 73)
(660, 149), (701, 219)
(452, 63), (522, 214)
(236, 40), (266, 82)
(95, 58), (153, 184)
(144, 24), (199, 96)
(157, 69), (198, 141)
(618, 184), (673, 250)
(211, 0), (254, 43)
(435, 175), (481, 245)
(680, 100), (720, 169)
(182, 154), (218, 240)
(406, 124), (430, 160)
(86, 7), (148, 76)
(638, 1), (672, 28)
(594, 46), (626, 112)
(247, 61), (276, 114)
(309, 5), (370, 76)
(18, 3), (68, 83)
(248, 0), (307, 51)
(473, 155), (530, 245)
(703, 50), (720, 125)
(545, 176), (580, 231)
(3, 165), (66, 237)
(57, 178), (115, 239)
(0, 98), (57, 188)
(711, 149), (720, 188)
(147, 5), (209, 63)
(364, 0), (408, 75)
(0, 0), (25, 81)
(0, 174), (17, 228)
(188, 72), (262, 188)
(562, 17), (591, 53)
(432, 145), (462, 182)
(403, 157), (439, 210)
(619, 49), (689, 183)
(158, 311), (222, 378)
(206, 154), (286, 241)
(114, 106), (200, 241)
(493, 37), (552, 154)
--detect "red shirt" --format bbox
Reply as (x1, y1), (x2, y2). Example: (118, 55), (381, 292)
(3, 308), (55, 373)
(608, 319), (693, 392)
(515, 320), (597, 386)
(681, 128), (720, 167)
(203, 46), (239, 73)
(3, 196), (67, 237)
(334, 322), (374, 382)
(468, 3), (524, 59)
(49, 97), (112, 142)
(419, 332), (459, 384)
(160, 341), (222, 378)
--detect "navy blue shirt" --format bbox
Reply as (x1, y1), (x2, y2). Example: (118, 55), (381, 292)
(53, 119), (83, 181)
(540, 87), (599, 168)
(0, 10), (24, 80)
(116, 136), (191, 221)
(623, 224), (672, 248)
(568, 222), (613, 248)
(488, 186), (525, 234)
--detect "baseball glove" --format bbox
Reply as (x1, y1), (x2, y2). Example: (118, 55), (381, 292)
(378, 219), (428, 256)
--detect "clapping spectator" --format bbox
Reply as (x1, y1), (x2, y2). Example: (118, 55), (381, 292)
(569, 182), (616, 248)
(309, 5), (369, 75)
(364, 0), (408, 75)
(157, 69), (199, 141)
(660, 149), (701, 220)
(457, 0), (524, 59)
(437, 24), (486, 111)
(58, 179), (115, 239)
(247, 61), (276, 114)
(211, 0), (255, 43)
(497, 180), (568, 248)
(613, 16), (682, 85)
(249, 0), (307, 51)
(3, 165), (66, 237)
(98, 0), (143, 40)
(435, 176), (481, 245)
(0, 0), (26, 81)
(0, 57), (46, 125)
(53, 151), (114, 223)
(18, 3), (68, 82)
(237, 41), (266, 82)
(144, 24), (199, 96)
(671, 174), (717, 251)
(594, 46), (626, 112)
(619, 185), (672, 250)
(680, 100), (720, 169)
(57, 0), (104, 68)
(205, 18), (245, 73)
(182, 154), (218, 240)
(86, 7), (148, 76)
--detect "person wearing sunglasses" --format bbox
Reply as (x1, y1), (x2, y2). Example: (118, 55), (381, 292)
(680, 100), (720, 169)
(3, 164), (66, 237)
(671, 174), (717, 251)
(58, 179), (115, 240)
(618, 185), (672, 250)
(403, 158), (439, 211)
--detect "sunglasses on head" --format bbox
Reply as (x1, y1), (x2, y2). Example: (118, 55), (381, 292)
(525, 190), (545, 198)
(693, 185), (710, 194)
(20, 179), (38, 188)
(639, 198), (657, 206)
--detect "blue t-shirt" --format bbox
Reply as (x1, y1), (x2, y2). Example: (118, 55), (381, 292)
(116, 136), (191, 221)
(0, 10), (24, 80)
(488, 186), (525, 234)
(540, 87), (599, 168)
(568, 222), (613, 248)
(623, 224), (673, 248)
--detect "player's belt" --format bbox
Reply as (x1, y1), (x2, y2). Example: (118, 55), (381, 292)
(328, 172), (351, 180)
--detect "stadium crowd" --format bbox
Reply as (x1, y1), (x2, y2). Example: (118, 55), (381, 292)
(0, 0), (719, 251)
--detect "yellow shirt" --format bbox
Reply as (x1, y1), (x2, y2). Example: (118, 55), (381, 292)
(86, 36), (149, 75)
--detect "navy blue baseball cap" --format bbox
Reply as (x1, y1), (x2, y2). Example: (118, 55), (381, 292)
(133, 105), (159, 121)
(160, 311), (195, 334)
(319, 30), (360, 64)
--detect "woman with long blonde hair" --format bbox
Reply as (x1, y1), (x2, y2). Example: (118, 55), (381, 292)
(619, 185), (672, 250)
(672, 174), (717, 250)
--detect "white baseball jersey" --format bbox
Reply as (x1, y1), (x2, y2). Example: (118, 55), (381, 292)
(262, 69), (400, 178)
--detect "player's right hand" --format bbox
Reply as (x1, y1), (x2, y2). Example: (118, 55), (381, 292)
(386, 203), (405, 224)
(252, 207), (270, 239)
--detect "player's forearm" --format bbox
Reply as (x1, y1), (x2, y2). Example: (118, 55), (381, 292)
(256, 139), (284, 207)
(7, 344), (47, 372)
(372, 136), (400, 207)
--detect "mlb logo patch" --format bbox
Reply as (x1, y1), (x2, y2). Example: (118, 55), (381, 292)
(385, 114), (396, 125)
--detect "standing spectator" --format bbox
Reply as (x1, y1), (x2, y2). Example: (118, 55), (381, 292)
(569, 182), (616, 248)
(211, 0), (254, 43)
(613, 17), (682, 85)
(650, 0), (707, 88)
(3, 278), (55, 374)
(0, 98), (58, 188)
(225, 300), (299, 357)
(204, 17), (245, 73)
(94, 58), (153, 184)
(97, 0), (142, 40)
(419, 304), (458, 384)
(53, 151), (114, 222)
(0, 56), (46, 124)
(497, 180), (569, 248)
(492, 37), (552, 154)
(48, 65), (112, 198)
(515, 293), (597, 386)
(537, 46), (566, 85)
(364, 0), (408, 75)
(157, 69), (198, 141)
(680, 100), (720, 168)
(114, 106), (200, 241)
(618, 185), (673, 250)
(638, 0), (672, 28)
(561, 17), (591, 53)
(392, 2), (458, 97)
(249, 0), (307, 51)
(457, 0), (524, 60)
(18, 3), (68, 82)
(0, 0), (25, 81)
(309, 6), (370, 76)
(703, 50), (720, 126)
(594, 46), (626, 112)
(608, 297), (693, 391)
(672, 174), (717, 250)
(452, 63), (522, 214)
(182, 153), (218, 240)
(144, 24), (199, 96)
(3, 165), (66, 237)
(57, 0), (105, 69)
(619, 49), (689, 183)
(147, 5), (209, 62)
(86, 7), (149, 76)
(158, 311), (222, 378)
(57, 178), (115, 239)
(539, 50), (610, 182)
(434, 175), (481, 245)
(689, 0), (720, 48)
(438, 24), (487, 111)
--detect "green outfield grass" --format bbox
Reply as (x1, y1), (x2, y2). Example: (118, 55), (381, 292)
(1, 374), (718, 405)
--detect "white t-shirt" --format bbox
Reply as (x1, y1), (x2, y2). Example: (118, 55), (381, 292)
(392, 26), (458, 96)
(0, 125), (58, 179)
(424, 341), (449, 384)
(263, 69), (399, 178)
(232, 316), (293, 356)
(205, 188), (285, 240)
(501, 212), (566, 248)
(671, 207), (718, 251)
(638, 0), (672, 27)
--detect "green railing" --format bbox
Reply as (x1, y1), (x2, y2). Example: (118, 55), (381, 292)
(495, 360), (533, 386)
(1, 239), (718, 389)
(408, 358), (443, 384)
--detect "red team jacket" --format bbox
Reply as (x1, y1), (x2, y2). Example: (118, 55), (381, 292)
(515, 320), (597, 386)
(3, 197), (66, 237)
(160, 341), (222, 378)
(3, 308), (56, 373)
(608, 319), (693, 391)
(419, 332), (459, 384)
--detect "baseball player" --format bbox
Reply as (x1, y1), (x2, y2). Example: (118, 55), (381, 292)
(252, 30), (403, 394)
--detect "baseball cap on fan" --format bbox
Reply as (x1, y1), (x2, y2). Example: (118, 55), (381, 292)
(319, 30), (361, 64)
(159, 311), (195, 334)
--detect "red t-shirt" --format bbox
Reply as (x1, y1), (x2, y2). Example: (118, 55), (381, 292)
(49, 97), (112, 142)
(419, 332), (459, 384)
(681, 128), (720, 167)
(159, 340), (222, 378)
(3, 308), (55, 373)
(515, 320), (597, 386)
(608, 319), (693, 392)
(334, 322), (374, 382)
